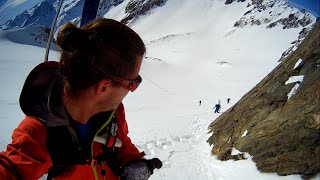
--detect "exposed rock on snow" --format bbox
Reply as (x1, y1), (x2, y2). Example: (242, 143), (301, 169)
(233, 0), (314, 29)
(278, 26), (314, 62)
(121, 0), (168, 24)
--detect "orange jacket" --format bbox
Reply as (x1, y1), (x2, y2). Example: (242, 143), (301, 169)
(0, 103), (145, 180)
(0, 61), (145, 180)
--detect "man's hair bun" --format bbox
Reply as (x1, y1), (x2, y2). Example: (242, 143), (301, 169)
(56, 22), (89, 52)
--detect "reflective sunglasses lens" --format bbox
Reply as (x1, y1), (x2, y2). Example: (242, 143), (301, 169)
(111, 75), (142, 92)
(137, 75), (142, 83)
(129, 82), (140, 92)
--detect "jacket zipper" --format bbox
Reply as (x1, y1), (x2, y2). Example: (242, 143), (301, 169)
(91, 110), (116, 180)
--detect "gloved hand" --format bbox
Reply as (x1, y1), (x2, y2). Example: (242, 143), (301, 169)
(121, 158), (162, 180)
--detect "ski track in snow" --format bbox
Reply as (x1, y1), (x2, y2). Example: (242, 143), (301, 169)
(134, 103), (225, 179)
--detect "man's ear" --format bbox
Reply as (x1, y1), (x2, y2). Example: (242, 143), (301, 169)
(96, 79), (112, 95)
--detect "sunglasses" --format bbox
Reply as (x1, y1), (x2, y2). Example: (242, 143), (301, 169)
(110, 75), (142, 92)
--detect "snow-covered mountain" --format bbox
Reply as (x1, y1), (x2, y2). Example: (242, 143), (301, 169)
(0, 0), (44, 24)
(0, 0), (129, 47)
(0, 0), (127, 30)
(1, 0), (56, 30)
(1, 24), (58, 49)
(229, 0), (315, 61)
(0, 0), (316, 51)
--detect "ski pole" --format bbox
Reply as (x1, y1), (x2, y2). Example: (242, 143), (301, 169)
(44, 0), (64, 62)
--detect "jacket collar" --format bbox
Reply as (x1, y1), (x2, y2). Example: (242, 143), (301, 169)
(19, 61), (71, 126)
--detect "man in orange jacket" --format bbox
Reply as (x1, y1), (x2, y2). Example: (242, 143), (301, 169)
(0, 18), (162, 180)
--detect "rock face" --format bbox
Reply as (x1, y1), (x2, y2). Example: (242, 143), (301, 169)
(121, 0), (168, 24)
(97, 0), (124, 18)
(278, 26), (313, 62)
(233, 1), (314, 29)
(207, 19), (320, 178)
(225, 0), (246, 5)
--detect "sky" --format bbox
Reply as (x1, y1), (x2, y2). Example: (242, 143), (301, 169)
(287, 0), (320, 17)
(0, 0), (319, 179)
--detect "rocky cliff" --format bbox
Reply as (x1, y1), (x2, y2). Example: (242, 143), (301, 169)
(207, 19), (320, 178)
(121, 0), (168, 24)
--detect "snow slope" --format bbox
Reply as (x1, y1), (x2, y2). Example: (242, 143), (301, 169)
(0, 0), (318, 179)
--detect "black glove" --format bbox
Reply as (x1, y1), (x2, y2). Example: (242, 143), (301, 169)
(121, 158), (162, 180)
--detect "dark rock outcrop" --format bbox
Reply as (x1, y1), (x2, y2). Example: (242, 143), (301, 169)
(278, 26), (314, 62)
(121, 0), (168, 24)
(225, 0), (246, 5)
(207, 19), (320, 178)
(234, 0), (314, 29)
(97, 0), (124, 19)
(267, 13), (313, 29)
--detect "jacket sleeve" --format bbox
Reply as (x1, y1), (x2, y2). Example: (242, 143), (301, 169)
(0, 116), (53, 179)
(116, 103), (145, 165)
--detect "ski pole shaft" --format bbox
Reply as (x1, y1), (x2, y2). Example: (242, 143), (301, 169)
(44, 0), (64, 62)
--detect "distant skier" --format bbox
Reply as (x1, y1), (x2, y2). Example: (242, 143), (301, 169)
(227, 98), (230, 104)
(199, 100), (202, 106)
(214, 103), (221, 113)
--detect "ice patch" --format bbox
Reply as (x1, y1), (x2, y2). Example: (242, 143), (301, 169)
(231, 147), (242, 155)
(241, 130), (248, 137)
(293, 58), (303, 70)
(285, 75), (304, 85)
(285, 75), (304, 99)
(287, 83), (301, 100)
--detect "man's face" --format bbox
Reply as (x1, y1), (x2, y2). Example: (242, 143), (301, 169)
(97, 56), (143, 111)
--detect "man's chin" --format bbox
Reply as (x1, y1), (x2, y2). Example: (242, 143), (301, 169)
(104, 104), (120, 112)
